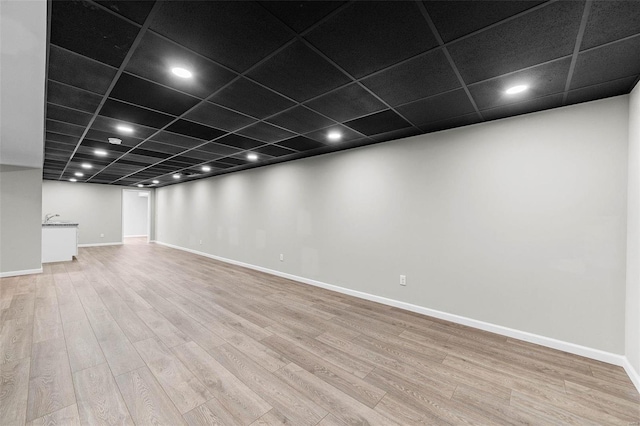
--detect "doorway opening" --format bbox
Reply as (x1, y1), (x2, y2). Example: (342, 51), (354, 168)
(122, 189), (150, 244)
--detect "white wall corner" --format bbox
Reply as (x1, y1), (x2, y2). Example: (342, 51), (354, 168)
(623, 356), (640, 394)
(155, 240), (629, 369)
(0, 267), (43, 278)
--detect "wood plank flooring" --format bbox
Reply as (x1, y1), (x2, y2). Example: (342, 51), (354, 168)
(1, 239), (638, 425)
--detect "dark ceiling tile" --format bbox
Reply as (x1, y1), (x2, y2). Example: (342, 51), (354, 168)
(344, 110), (411, 136)
(210, 78), (295, 119)
(91, 115), (158, 140)
(277, 136), (325, 151)
(46, 120), (85, 137)
(448, 1), (584, 84)
(198, 142), (242, 156)
(247, 40), (350, 102)
(304, 83), (386, 122)
(152, 131), (205, 148)
(51, 0), (140, 67)
(304, 124), (364, 143)
(47, 104), (93, 127)
(469, 58), (571, 110)
(110, 73), (200, 116)
(79, 138), (130, 154)
(172, 155), (203, 166)
(150, 1), (293, 72)
(85, 127), (143, 147)
(130, 148), (174, 160)
(47, 81), (102, 113)
(138, 141), (185, 154)
(372, 127), (422, 143)
(95, 1), (156, 24)
(581, 1), (640, 50)
(236, 122), (296, 143)
(306, 2), (438, 78)
(180, 150), (222, 161)
(48, 45), (116, 95)
(125, 32), (237, 99)
(254, 144), (296, 157)
(46, 132), (79, 146)
(566, 76), (638, 106)
(215, 134), (264, 150)
(420, 113), (482, 134)
(397, 89), (476, 127)
(45, 141), (75, 152)
(361, 49), (460, 107)
(165, 119), (225, 141)
(570, 36), (640, 90)
(425, 1), (545, 43)
(266, 106), (334, 134)
(183, 102), (256, 132)
(120, 153), (158, 165)
(208, 161), (235, 169)
(100, 99), (175, 128)
(259, 1), (346, 33)
(482, 93), (563, 122)
(217, 157), (250, 166)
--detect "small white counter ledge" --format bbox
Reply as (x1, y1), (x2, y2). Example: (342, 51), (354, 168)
(42, 222), (79, 263)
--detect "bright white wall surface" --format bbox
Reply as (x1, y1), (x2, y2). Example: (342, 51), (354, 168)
(42, 181), (124, 245)
(123, 190), (149, 237)
(627, 83), (640, 378)
(157, 96), (629, 354)
(0, 167), (43, 274)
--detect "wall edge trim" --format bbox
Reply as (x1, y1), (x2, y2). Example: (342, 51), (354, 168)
(0, 267), (43, 278)
(622, 357), (640, 393)
(155, 240), (631, 371)
(78, 242), (123, 247)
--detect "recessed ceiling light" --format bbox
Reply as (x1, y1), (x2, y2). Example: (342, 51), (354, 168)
(74, 172), (83, 177)
(327, 131), (342, 142)
(116, 124), (133, 133)
(137, 184), (144, 188)
(94, 149), (107, 156)
(152, 180), (159, 184)
(81, 163), (92, 169)
(201, 165), (211, 172)
(69, 178), (77, 182)
(173, 173), (181, 179)
(171, 67), (192, 78)
(505, 85), (529, 95)
(247, 153), (258, 161)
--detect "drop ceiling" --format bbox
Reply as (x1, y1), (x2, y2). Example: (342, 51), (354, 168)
(44, 1), (640, 187)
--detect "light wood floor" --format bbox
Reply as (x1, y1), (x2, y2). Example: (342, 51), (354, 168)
(1, 242), (638, 425)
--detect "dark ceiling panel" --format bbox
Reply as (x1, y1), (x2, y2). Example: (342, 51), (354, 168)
(210, 78), (295, 119)
(95, 1), (156, 24)
(151, 131), (205, 148)
(138, 141), (185, 155)
(254, 144), (297, 158)
(448, 1), (584, 84)
(277, 136), (325, 152)
(150, 1), (293, 72)
(469, 58), (571, 110)
(48, 45), (117, 95)
(183, 102), (256, 132)
(266, 106), (334, 134)
(46, 104), (94, 127)
(165, 119), (225, 141)
(46, 132), (79, 146)
(361, 49), (460, 107)
(50, 0), (140, 68)
(110, 73), (200, 116)
(304, 83), (386, 122)
(197, 142), (243, 156)
(247, 41), (351, 102)
(482, 94), (563, 122)
(47, 81), (102, 113)
(566, 76), (638, 107)
(344, 110), (411, 136)
(90, 115), (158, 140)
(581, 1), (640, 50)
(236, 122), (296, 143)
(425, 1), (545, 43)
(304, 124), (364, 144)
(46, 120), (85, 138)
(100, 99), (175, 128)
(419, 113), (481, 134)
(85, 127), (144, 148)
(259, 1), (346, 33)
(396, 89), (477, 128)
(125, 32), (237, 99)
(571, 36), (640, 90)
(306, 2), (438, 78)
(215, 134), (264, 150)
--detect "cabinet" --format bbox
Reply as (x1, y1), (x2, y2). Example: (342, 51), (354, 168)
(42, 224), (78, 263)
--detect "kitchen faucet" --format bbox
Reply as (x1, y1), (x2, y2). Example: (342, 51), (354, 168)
(44, 213), (59, 223)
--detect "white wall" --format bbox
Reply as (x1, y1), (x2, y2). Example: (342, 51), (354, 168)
(627, 83), (640, 383)
(42, 181), (123, 245)
(157, 96), (629, 355)
(123, 190), (149, 237)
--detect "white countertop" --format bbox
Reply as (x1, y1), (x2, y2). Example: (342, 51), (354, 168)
(42, 222), (79, 227)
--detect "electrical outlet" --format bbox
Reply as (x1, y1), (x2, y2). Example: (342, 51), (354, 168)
(100, 233), (104, 238)
(400, 275), (406, 286)
(280, 253), (284, 261)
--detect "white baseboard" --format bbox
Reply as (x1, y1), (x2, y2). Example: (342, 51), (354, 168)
(0, 267), (43, 278)
(78, 242), (123, 247)
(124, 234), (148, 238)
(156, 241), (635, 383)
